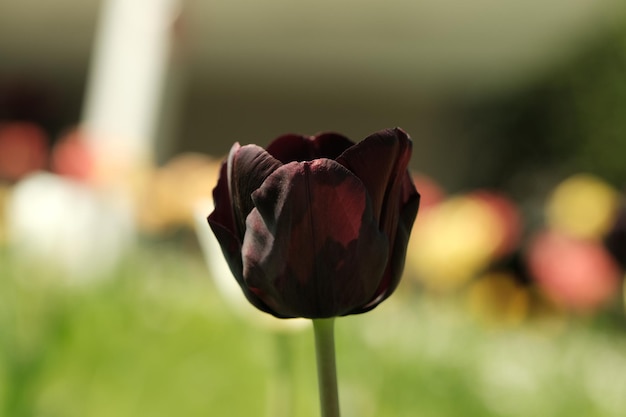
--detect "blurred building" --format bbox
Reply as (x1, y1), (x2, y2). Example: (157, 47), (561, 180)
(1, 0), (625, 192)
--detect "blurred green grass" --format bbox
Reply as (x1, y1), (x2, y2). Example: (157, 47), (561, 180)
(2, 244), (626, 417)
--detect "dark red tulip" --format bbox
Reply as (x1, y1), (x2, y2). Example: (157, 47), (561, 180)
(208, 128), (420, 318)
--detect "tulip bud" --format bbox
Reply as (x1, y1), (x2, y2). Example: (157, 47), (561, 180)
(208, 128), (420, 319)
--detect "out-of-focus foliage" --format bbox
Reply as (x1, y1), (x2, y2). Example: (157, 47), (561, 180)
(561, 29), (626, 185)
(457, 25), (626, 192)
(2, 246), (626, 417)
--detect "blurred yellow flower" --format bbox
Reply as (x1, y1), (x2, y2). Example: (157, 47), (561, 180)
(467, 272), (530, 327)
(546, 173), (619, 240)
(407, 191), (520, 292)
(136, 153), (220, 234)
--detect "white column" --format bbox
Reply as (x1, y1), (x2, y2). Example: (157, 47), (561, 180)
(81, 0), (180, 183)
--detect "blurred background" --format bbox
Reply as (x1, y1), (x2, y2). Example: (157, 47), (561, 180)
(2, 0), (626, 416)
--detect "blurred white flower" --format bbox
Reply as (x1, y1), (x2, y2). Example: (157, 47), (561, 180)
(6, 172), (135, 283)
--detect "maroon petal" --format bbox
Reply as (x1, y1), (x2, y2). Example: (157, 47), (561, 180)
(228, 143), (282, 239)
(208, 162), (236, 243)
(208, 162), (278, 316)
(356, 173), (420, 313)
(266, 132), (355, 164)
(336, 127), (412, 225)
(241, 159), (389, 318)
(209, 216), (278, 316)
(336, 128), (417, 309)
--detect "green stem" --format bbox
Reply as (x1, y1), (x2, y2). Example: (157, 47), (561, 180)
(312, 318), (341, 417)
(267, 332), (294, 417)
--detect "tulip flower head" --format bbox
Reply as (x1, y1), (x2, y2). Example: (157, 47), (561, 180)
(208, 128), (420, 319)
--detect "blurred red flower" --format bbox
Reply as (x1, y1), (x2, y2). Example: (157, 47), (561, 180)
(0, 122), (48, 181)
(527, 231), (621, 312)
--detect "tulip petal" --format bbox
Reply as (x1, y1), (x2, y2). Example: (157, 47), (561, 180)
(337, 128), (418, 309)
(242, 159), (389, 318)
(228, 143), (282, 238)
(208, 162), (236, 243)
(266, 132), (355, 163)
(358, 174), (420, 312)
(336, 128), (412, 225)
(208, 162), (278, 316)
